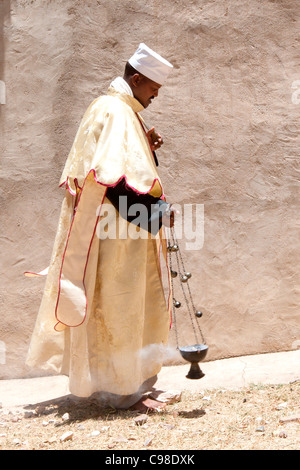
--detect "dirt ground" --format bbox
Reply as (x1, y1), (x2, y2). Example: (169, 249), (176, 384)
(1, 381), (299, 451)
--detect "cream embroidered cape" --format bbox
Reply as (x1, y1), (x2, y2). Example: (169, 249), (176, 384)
(60, 87), (163, 198)
(26, 88), (172, 398)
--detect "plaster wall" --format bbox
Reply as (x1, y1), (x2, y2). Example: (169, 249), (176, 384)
(1, 0), (299, 378)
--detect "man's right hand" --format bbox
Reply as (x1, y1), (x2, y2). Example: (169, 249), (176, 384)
(162, 204), (176, 228)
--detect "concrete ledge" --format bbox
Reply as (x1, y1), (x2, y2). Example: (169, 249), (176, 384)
(156, 349), (300, 392)
(0, 350), (299, 409)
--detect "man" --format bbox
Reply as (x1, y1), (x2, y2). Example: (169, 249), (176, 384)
(26, 43), (175, 410)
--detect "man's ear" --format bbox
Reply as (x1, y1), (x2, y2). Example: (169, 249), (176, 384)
(131, 73), (144, 88)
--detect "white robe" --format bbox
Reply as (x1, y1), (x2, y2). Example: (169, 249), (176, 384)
(26, 81), (172, 406)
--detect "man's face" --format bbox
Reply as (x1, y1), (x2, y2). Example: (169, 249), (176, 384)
(132, 75), (162, 108)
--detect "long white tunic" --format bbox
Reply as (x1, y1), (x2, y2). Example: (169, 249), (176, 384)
(26, 84), (172, 404)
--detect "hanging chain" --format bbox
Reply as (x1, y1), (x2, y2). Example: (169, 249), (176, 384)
(168, 241), (180, 350)
(171, 228), (206, 344)
(167, 226), (206, 345)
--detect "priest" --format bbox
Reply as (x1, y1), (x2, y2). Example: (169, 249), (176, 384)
(26, 43), (175, 410)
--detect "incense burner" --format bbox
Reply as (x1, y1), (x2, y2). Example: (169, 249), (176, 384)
(179, 344), (208, 379)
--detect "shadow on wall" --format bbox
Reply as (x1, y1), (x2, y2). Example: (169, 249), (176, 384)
(0, 0), (10, 109)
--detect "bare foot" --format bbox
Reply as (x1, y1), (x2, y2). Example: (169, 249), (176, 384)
(149, 389), (182, 404)
(130, 396), (166, 413)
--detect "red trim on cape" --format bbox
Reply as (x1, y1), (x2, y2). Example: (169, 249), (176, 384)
(26, 170), (170, 331)
(54, 174), (107, 330)
(60, 113), (163, 198)
(60, 170), (165, 199)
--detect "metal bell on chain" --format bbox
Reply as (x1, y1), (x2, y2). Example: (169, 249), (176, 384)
(171, 270), (178, 278)
(180, 271), (192, 283)
(195, 311), (203, 318)
(168, 244), (179, 253)
(173, 300), (181, 308)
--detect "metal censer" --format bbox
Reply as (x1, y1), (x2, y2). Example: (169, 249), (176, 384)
(168, 227), (208, 379)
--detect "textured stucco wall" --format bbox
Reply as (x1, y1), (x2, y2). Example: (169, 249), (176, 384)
(1, 0), (299, 379)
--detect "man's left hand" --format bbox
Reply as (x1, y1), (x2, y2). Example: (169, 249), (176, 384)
(147, 127), (164, 151)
